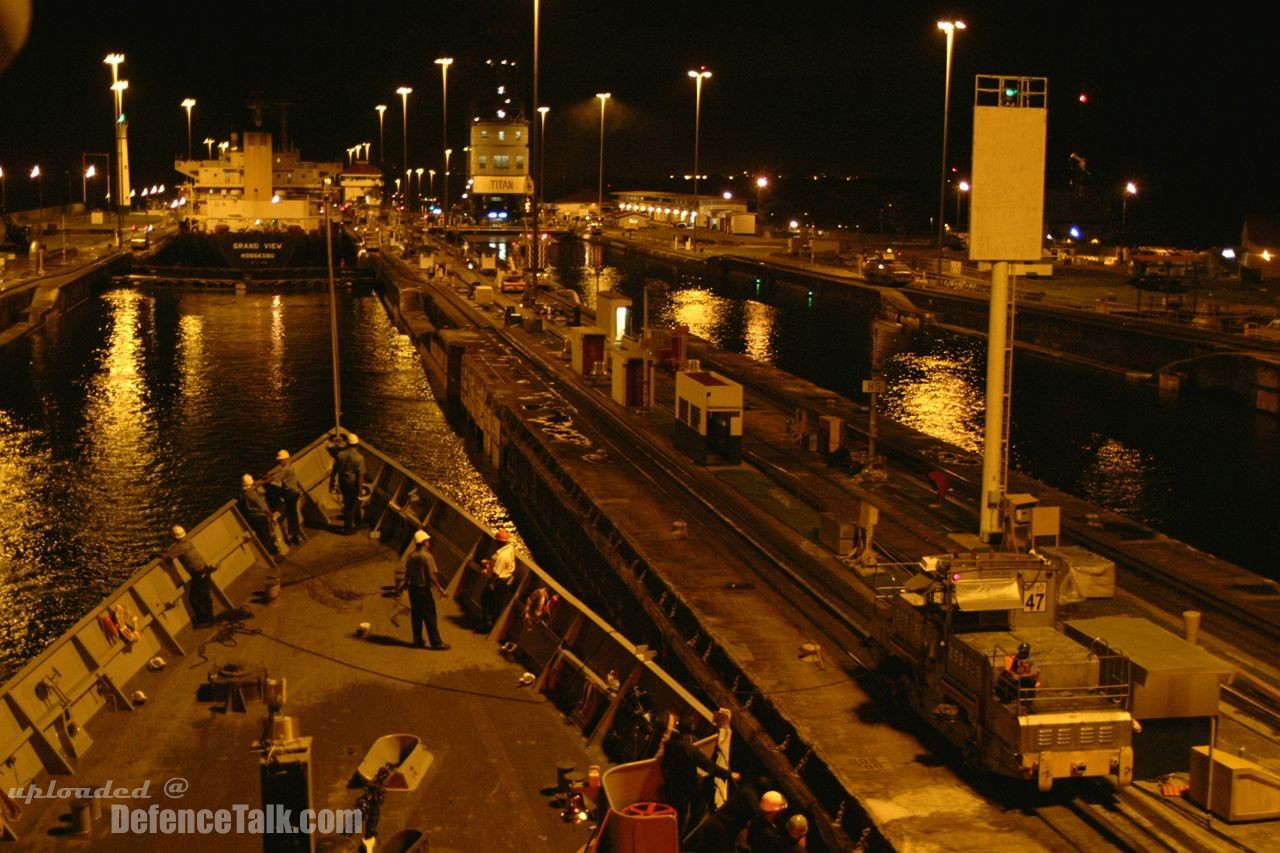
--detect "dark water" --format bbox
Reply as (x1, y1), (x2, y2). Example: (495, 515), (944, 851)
(541, 241), (1278, 581)
(0, 286), (508, 680)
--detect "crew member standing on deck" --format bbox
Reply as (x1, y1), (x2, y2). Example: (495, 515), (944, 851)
(270, 449), (306, 545)
(480, 528), (517, 632)
(162, 525), (216, 627)
(659, 712), (739, 844)
(239, 474), (283, 562)
(397, 530), (450, 650)
(329, 433), (367, 534)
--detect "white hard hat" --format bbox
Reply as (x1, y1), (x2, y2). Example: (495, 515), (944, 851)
(242, 474), (254, 488)
(760, 791), (787, 813)
(347, 433), (360, 446)
(172, 525), (186, 540)
(276, 449), (290, 461)
(413, 530), (430, 544)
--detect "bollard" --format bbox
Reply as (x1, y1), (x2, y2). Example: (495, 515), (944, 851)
(1183, 610), (1201, 645)
(70, 798), (92, 835)
(555, 760), (576, 795)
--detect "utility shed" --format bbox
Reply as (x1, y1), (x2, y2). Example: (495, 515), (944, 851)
(673, 368), (742, 465)
(1064, 615), (1236, 778)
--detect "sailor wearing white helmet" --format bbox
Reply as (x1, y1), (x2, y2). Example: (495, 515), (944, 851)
(268, 449), (306, 545)
(329, 432), (367, 534)
(396, 530), (450, 650)
(238, 473), (283, 562)
(160, 523), (216, 627)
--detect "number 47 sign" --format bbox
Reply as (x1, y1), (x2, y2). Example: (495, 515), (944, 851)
(1023, 581), (1047, 612)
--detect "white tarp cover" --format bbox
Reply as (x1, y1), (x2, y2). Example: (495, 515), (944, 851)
(953, 578), (1022, 611)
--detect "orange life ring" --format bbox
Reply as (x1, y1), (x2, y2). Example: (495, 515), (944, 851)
(114, 603), (142, 644)
(621, 801), (677, 818)
(523, 587), (549, 627)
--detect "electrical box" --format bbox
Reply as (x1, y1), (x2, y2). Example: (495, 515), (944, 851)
(596, 290), (632, 342)
(816, 415), (843, 454)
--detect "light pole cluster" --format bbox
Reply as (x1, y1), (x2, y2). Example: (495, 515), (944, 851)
(104, 52), (131, 243)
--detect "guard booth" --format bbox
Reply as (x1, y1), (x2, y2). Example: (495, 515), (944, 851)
(566, 326), (607, 376)
(597, 290), (632, 342)
(673, 364), (742, 465)
(610, 339), (650, 409)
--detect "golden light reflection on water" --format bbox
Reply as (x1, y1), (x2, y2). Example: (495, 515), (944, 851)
(741, 300), (777, 363)
(667, 288), (729, 343)
(1077, 436), (1156, 509)
(268, 293), (285, 396)
(178, 312), (206, 407)
(84, 290), (155, 479)
(881, 351), (984, 454)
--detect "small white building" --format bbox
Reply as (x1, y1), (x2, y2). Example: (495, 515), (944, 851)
(673, 365), (743, 465)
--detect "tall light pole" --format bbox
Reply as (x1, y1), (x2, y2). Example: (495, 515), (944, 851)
(596, 93), (610, 224)
(415, 167), (424, 209)
(537, 105), (549, 212)
(956, 179), (970, 231)
(755, 175), (768, 222)
(528, 0), (541, 304)
(444, 149), (452, 217)
(375, 104), (387, 164)
(688, 67), (711, 249)
(935, 19), (965, 276)
(83, 164), (96, 204)
(428, 168), (436, 204)
(434, 57), (453, 225)
(30, 165), (42, 209)
(181, 98), (196, 159)
(203, 137), (214, 159)
(1122, 180), (1138, 244)
(395, 86), (412, 190)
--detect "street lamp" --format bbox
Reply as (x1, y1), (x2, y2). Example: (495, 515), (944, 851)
(434, 57), (453, 225)
(688, 67), (711, 248)
(415, 167), (424, 208)
(428, 168), (436, 204)
(181, 98), (196, 159)
(1122, 181), (1138, 244)
(596, 94), (610, 224)
(395, 86), (412, 185)
(30, 164), (42, 209)
(936, 19), (965, 276)
(537, 105), (549, 212)
(375, 104), (387, 164)
(203, 137), (214, 159)
(755, 176), (768, 221)
(956, 179), (969, 231)
(83, 164), (96, 204)
(444, 149), (452, 218)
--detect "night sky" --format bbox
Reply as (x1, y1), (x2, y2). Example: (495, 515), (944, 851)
(0, 1), (1276, 245)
